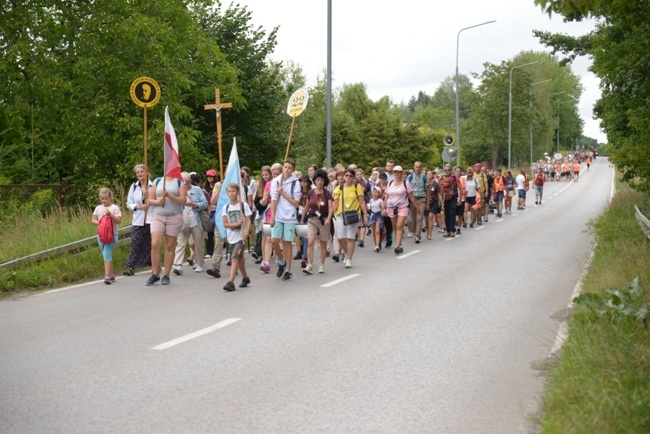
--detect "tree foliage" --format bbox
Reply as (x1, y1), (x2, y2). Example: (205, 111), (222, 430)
(533, 0), (650, 191)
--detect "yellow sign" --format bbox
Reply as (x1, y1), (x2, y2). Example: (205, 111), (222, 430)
(286, 88), (309, 117)
(130, 77), (161, 108)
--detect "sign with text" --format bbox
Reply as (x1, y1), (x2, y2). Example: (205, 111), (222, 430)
(286, 88), (309, 117)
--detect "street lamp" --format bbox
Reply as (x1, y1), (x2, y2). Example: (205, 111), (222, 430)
(529, 79), (552, 166)
(455, 20), (496, 166)
(508, 61), (538, 170)
(557, 95), (578, 153)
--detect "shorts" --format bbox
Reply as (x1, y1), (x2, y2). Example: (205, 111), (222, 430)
(368, 211), (384, 228)
(493, 192), (504, 202)
(335, 214), (358, 240)
(271, 221), (296, 242)
(465, 196), (476, 205)
(428, 202), (441, 214)
(456, 201), (465, 214)
(535, 186), (543, 196)
(574, 171), (579, 175)
(386, 205), (409, 218)
(517, 189), (526, 199)
(230, 241), (245, 259)
(307, 216), (330, 242)
(150, 212), (183, 237)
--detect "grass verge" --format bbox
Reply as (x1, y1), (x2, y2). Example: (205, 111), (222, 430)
(540, 181), (650, 433)
(0, 206), (132, 295)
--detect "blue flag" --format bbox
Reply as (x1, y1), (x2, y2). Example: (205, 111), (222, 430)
(214, 138), (243, 237)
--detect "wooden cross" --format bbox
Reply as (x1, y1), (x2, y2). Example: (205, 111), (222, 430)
(204, 88), (232, 180)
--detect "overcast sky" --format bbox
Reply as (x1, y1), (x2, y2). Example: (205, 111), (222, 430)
(230, 0), (605, 143)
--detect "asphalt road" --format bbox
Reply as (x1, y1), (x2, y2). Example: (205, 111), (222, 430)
(0, 158), (613, 433)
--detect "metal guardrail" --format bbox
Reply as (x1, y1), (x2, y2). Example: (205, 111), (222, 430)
(0, 225), (133, 271)
(635, 205), (650, 241)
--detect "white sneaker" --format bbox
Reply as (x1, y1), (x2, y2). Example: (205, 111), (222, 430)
(172, 265), (183, 275)
(303, 263), (313, 275)
(345, 259), (352, 268)
(407, 231), (414, 238)
(319, 265), (325, 274)
(195, 265), (204, 272)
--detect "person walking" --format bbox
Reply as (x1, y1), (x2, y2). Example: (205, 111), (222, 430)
(302, 169), (333, 274)
(222, 183), (252, 291)
(123, 164), (153, 276)
(407, 161), (428, 243)
(533, 167), (545, 204)
(270, 158), (302, 281)
(515, 170), (527, 210)
(332, 168), (369, 267)
(172, 172), (208, 275)
(147, 174), (187, 285)
(92, 188), (122, 284)
(440, 164), (460, 237)
(385, 166), (415, 253)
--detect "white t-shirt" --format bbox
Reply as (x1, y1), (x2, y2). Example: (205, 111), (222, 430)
(516, 174), (526, 190)
(368, 198), (383, 213)
(222, 201), (252, 244)
(464, 176), (479, 198)
(93, 204), (122, 234)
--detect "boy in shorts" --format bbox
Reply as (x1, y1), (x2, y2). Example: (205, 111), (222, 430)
(222, 183), (252, 291)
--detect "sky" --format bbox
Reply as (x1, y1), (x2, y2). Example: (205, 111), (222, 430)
(229, 0), (605, 144)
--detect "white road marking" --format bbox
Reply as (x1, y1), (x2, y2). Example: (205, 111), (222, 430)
(549, 249), (596, 356)
(397, 250), (421, 259)
(321, 273), (360, 288)
(152, 318), (242, 351)
(474, 226), (485, 231)
(496, 219), (503, 223)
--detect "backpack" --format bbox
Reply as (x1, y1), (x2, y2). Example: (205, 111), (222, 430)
(442, 176), (458, 201)
(98, 215), (115, 244)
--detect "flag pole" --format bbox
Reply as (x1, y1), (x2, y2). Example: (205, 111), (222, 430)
(285, 115), (296, 161)
(143, 106), (149, 224)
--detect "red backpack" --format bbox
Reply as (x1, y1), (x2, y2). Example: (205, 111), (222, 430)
(98, 215), (115, 244)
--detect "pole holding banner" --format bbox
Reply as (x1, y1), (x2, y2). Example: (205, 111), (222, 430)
(130, 77), (160, 222)
(285, 88), (309, 161)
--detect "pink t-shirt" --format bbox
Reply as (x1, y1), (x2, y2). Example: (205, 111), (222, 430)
(385, 181), (412, 208)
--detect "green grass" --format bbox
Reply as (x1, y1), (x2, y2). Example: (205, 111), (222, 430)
(540, 181), (650, 433)
(0, 206), (133, 294)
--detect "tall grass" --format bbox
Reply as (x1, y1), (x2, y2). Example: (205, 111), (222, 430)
(0, 203), (133, 294)
(540, 182), (650, 433)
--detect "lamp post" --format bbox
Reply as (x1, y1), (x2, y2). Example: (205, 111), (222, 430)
(529, 79), (552, 166)
(557, 95), (578, 153)
(508, 61), (538, 170)
(326, 0), (332, 168)
(455, 20), (496, 167)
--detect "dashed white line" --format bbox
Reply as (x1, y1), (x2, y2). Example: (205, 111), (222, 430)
(152, 318), (242, 350)
(320, 273), (360, 288)
(397, 250), (421, 259)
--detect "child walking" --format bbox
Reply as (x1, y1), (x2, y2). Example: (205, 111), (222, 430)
(92, 188), (122, 284)
(368, 187), (385, 252)
(222, 183), (252, 292)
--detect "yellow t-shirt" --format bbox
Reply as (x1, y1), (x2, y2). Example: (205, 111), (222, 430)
(333, 183), (364, 215)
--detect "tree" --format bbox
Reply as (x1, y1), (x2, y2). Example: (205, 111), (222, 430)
(533, 0), (650, 191)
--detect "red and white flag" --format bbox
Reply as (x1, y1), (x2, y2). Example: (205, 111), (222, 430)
(164, 106), (182, 180)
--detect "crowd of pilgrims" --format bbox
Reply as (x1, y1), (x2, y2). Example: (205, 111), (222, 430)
(105, 151), (593, 290)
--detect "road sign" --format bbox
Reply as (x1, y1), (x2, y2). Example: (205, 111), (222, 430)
(442, 147), (458, 163)
(286, 88), (309, 117)
(130, 77), (161, 108)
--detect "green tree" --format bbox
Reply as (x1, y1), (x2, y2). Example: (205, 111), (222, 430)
(534, 0), (650, 191)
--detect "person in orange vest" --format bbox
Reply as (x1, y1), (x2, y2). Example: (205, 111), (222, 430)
(573, 160), (581, 182)
(491, 168), (506, 218)
(585, 156), (592, 171)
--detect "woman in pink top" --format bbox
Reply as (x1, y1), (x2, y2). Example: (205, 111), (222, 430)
(384, 166), (415, 254)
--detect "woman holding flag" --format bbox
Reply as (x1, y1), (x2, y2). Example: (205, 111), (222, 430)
(146, 107), (188, 286)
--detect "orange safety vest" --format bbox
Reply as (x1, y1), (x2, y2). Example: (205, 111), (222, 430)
(493, 175), (505, 192)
